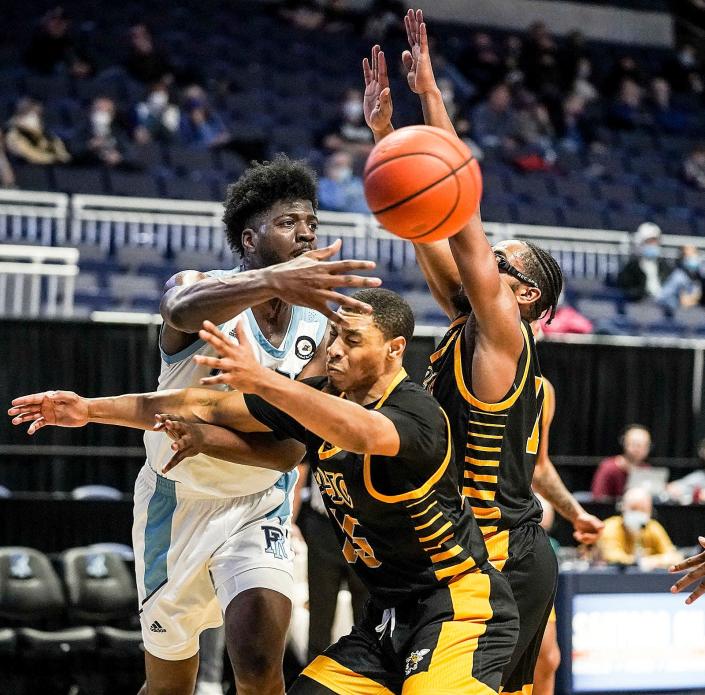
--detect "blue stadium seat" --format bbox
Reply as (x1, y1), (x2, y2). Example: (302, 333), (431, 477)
(107, 170), (162, 198)
(162, 176), (216, 201)
(562, 207), (606, 229)
(54, 166), (108, 195)
(13, 163), (54, 192)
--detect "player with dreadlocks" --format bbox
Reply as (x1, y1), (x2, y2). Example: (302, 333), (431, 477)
(362, 10), (568, 694)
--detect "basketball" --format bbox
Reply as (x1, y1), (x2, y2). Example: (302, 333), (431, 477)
(363, 125), (483, 243)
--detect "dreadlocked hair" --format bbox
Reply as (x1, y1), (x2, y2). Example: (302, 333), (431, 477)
(520, 242), (563, 323)
(222, 154), (318, 257)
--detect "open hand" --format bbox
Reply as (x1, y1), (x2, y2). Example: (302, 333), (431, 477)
(268, 239), (381, 324)
(363, 45), (393, 136)
(572, 511), (605, 545)
(154, 414), (204, 473)
(402, 9), (437, 96)
(670, 536), (705, 604)
(8, 390), (89, 435)
(194, 320), (264, 392)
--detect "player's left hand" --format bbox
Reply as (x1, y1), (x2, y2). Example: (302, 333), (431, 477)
(194, 320), (265, 392)
(154, 414), (204, 473)
(572, 511), (604, 545)
(402, 9), (437, 96)
(670, 536), (705, 604)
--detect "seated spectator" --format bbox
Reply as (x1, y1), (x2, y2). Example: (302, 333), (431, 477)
(591, 424), (653, 500)
(180, 85), (231, 149)
(320, 88), (373, 161)
(318, 151), (369, 214)
(666, 438), (705, 504)
(683, 143), (705, 191)
(24, 6), (92, 78)
(598, 487), (682, 569)
(607, 78), (651, 131)
(0, 133), (16, 188)
(604, 56), (646, 96)
(616, 222), (672, 301)
(123, 23), (173, 85)
(558, 93), (595, 153)
(459, 32), (507, 98)
(658, 245), (704, 317)
(5, 97), (71, 165)
(471, 83), (520, 150)
(72, 97), (135, 168)
(521, 22), (561, 104)
(649, 78), (687, 133)
(134, 81), (180, 144)
(513, 94), (556, 170)
(571, 58), (599, 104)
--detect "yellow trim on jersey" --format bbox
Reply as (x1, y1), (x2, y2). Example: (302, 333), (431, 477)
(406, 490), (435, 508)
(468, 432), (504, 440)
(464, 488), (496, 501)
(484, 529), (510, 571)
(410, 500), (438, 519)
(465, 456), (500, 467)
(467, 443), (501, 452)
(363, 407), (452, 504)
(419, 520), (453, 543)
(434, 555), (477, 580)
(430, 544), (464, 563)
(541, 377), (553, 430)
(414, 511), (443, 531)
(464, 472), (498, 484)
(425, 533), (455, 551)
(468, 420), (506, 428)
(301, 655), (395, 695)
(453, 321), (532, 412)
(470, 506), (501, 519)
(317, 368), (408, 462)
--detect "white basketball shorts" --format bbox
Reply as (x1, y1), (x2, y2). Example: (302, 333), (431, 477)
(132, 464), (297, 660)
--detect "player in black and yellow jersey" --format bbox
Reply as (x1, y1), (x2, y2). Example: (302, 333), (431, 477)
(362, 11), (566, 693)
(14, 289), (519, 694)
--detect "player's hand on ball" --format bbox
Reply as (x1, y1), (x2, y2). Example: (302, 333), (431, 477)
(154, 414), (204, 473)
(8, 390), (89, 434)
(267, 239), (382, 324)
(362, 44), (393, 135)
(402, 9), (436, 96)
(572, 511), (605, 545)
(195, 320), (264, 392)
(670, 536), (705, 604)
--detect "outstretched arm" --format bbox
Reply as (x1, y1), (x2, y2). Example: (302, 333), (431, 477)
(194, 321), (402, 456)
(532, 378), (604, 544)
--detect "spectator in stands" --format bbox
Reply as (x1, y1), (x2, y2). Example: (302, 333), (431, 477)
(598, 487), (681, 569)
(683, 143), (705, 191)
(471, 83), (520, 151)
(133, 81), (180, 144)
(180, 85), (231, 149)
(0, 133), (16, 188)
(571, 58), (599, 104)
(318, 150), (369, 213)
(666, 438), (705, 505)
(616, 222), (672, 301)
(664, 43), (703, 95)
(604, 55), (646, 95)
(658, 245), (703, 317)
(278, 0), (326, 31)
(320, 88), (374, 161)
(513, 94), (557, 170)
(520, 21), (562, 106)
(608, 78), (651, 131)
(73, 97), (135, 168)
(5, 97), (71, 165)
(24, 6), (92, 78)
(123, 23), (173, 85)
(459, 32), (507, 98)
(427, 36), (475, 102)
(649, 78), (687, 133)
(591, 424), (653, 500)
(558, 93), (595, 153)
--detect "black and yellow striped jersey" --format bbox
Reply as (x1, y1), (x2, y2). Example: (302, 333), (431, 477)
(424, 315), (544, 566)
(244, 369), (491, 606)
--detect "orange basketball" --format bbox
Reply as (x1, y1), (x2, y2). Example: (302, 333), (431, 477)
(363, 125), (482, 243)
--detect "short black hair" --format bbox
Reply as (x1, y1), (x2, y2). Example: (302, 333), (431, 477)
(222, 154), (318, 256)
(519, 242), (564, 323)
(352, 288), (415, 344)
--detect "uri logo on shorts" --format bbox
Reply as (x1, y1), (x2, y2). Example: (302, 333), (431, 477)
(262, 525), (288, 560)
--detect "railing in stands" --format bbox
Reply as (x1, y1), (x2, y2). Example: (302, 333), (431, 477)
(0, 244), (78, 317)
(3, 190), (705, 280)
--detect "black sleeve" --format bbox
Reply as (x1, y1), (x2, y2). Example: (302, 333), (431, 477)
(243, 393), (307, 443)
(378, 390), (448, 471)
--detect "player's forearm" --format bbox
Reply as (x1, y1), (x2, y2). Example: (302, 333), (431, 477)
(161, 271), (277, 333)
(412, 241), (462, 320)
(198, 424), (304, 472)
(419, 88), (456, 136)
(532, 457), (584, 524)
(254, 371), (392, 454)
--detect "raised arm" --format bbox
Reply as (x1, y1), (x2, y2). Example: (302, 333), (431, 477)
(160, 240), (380, 354)
(194, 321), (402, 456)
(532, 378), (604, 544)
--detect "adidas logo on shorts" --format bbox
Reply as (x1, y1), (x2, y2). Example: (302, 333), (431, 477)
(149, 620), (167, 633)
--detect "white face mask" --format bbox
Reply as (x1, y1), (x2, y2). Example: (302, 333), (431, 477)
(343, 100), (363, 121)
(92, 110), (112, 134)
(19, 112), (41, 132)
(623, 509), (649, 533)
(149, 91), (168, 111)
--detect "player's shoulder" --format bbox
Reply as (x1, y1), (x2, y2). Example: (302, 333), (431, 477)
(387, 377), (443, 413)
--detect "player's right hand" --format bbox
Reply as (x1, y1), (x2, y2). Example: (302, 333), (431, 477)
(670, 536), (705, 604)
(8, 390), (89, 434)
(267, 239), (382, 324)
(402, 9), (438, 96)
(154, 414), (204, 473)
(363, 44), (393, 135)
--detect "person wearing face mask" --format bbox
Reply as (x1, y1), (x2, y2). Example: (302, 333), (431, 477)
(598, 487), (681, 570)
(591, 424), (654, 500)
(616, 222), (673, 302)
(658, 244), (704, 317)
(5, 97), (71, 165)
(72, 96), (135, 168)
(179, 85), (232, 149)
(134, 82), (180, 144)
(317, 151), (369, 213)
(320, 88), (373, 161)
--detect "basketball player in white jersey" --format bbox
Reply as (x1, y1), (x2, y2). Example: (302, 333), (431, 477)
(10, 154), (381, 695)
